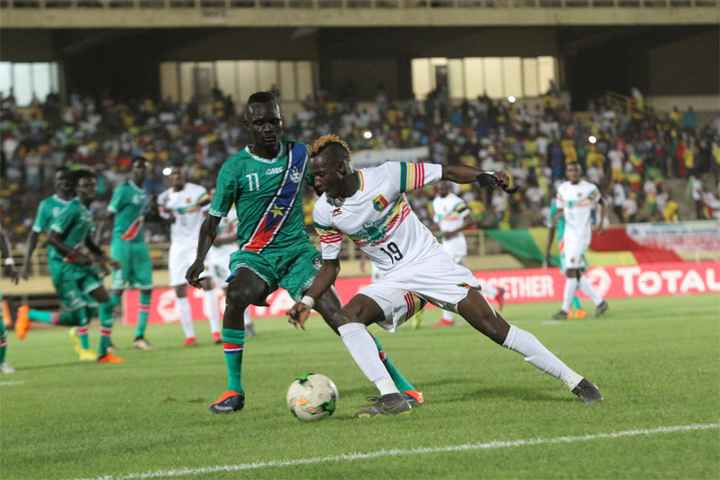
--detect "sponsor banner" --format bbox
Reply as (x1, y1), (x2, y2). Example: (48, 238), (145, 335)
(626, 221), (720, 253)
(122, 261), (720, 324)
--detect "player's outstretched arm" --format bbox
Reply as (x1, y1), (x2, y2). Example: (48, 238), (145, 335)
(186, 214), (221, 288)
(0, 226), (19, 284)
(288, 259), (340, 330)
(19, 230), (40, 281)
(442, 165), (516, 193)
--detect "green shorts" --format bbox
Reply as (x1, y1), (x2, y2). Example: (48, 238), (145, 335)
(56, 263), (103, 311)
(228, 242), (321, 301)
(110, 239), (153, 290)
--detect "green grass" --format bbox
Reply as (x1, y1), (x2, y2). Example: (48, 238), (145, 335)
(1, 295), (719, 480)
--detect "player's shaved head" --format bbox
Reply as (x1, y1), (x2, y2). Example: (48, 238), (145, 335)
(131, 156), (148, 186)
(566, 162), (581, 184)
(245, 91), (283, 154)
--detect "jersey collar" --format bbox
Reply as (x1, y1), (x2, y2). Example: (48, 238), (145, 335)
(245, 143), (285, 164)
(129, 180), (145, 193)
(52, 194), (71, 204)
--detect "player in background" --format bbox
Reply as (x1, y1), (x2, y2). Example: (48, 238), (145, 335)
(430, 181), (505, 328)
(106, 157), (154, 350)
(550, 163), (609, 320)
(545, 191), (585, 319)
(46, 170), (124, 364)
(0, 224), (19, 373)
(158, 167), (220, 346)
(206, 208), (255, 338)
(186, 92), (421, 413)
(289, 136), (602, 417)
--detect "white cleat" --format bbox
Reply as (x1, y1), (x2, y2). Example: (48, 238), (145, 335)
(0, 362), (16, 374)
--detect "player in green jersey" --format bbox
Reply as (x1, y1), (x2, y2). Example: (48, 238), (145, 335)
(1, 223), (19, 374)
(16, 168), (95, 346)
(107, 157), (154, 351)
(545, 197), (585, 319)
(186, 91), (421, 413)
(47, 170), (124, 364)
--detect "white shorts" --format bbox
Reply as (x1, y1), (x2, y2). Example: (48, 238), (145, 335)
(562, 233), (590, 270)
(206, 246), (234, 286)
(169, 243), (197, 287)
(441, 235), (467, 264)
(359, 250), (480, 332)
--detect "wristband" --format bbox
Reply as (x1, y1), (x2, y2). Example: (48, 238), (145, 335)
(3, 257), (14, 266)
(300, 295), (315, 309)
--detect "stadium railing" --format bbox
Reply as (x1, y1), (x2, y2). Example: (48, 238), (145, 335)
(1, 0), (718, 9)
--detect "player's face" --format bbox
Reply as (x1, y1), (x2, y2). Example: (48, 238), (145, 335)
(170, 169), (185, 190)
(247, 102), (283, 149)
(566, 164), (581, 183)
(77, 177), (96, 203)
(55, 171), (73, 196)
(312, 154), (345, 198)
(132, 161), (147, 186)
(438, 182), (450, 197)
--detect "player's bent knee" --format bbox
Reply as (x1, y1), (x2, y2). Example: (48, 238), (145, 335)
(225, 284), (260, 309)
(565, 269), (578, 279)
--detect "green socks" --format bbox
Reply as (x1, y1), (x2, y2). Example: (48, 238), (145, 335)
(28, 309), (57, 324)
(222, 328), (245, 393)
(571, 296), (582, 310)
(0, 321), (7, 365)
(135, 290), (151, 338)
(98, 302), (114, 357)
(77, 309), (90, 350)
(372, 334), (416, 392)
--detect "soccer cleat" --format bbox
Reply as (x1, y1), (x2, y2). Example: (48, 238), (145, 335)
(403, 390), (425, 406)
(77, 348), (97, 362)
(15, 305), (30, 340)
(355, 392), (412, 418)
(209, 390), (245, 414)
(572, 378), (603, 404)
(494, 287), (506, 311)
(432, 319), (455, 328)
(184, 336), (198, 347)
(1, 300), (11, 328)
(211, 332), (222, 344)
(574, 309), (587, 320)
(551, 310), (568, 320)
(133, 336), (153, 351)
(594, 301), (609, 318)
(0, 362), (16, 374)
(567, 309), (576, 320)
(97, 353), (125, 364)
(244, 323), (256, 338)
(68, 327), (81, 351)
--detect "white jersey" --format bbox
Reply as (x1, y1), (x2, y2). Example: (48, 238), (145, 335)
(158, 182), (209, 247)
(207, 209), (238, 283)
(432, 192), (469, 260)
(556, 180), (600, 241)
(314, 162), (444, 276)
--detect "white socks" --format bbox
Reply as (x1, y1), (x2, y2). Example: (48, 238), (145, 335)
(338, 323), (399, 396)
(503, 325), (583, 390)
(579, 277), (604, 306)
(204, 289), (221, 334)
(243, 309), (253, 328)
(441, 309), (455, 322)
(562, 278), (579, 312)
(176, 296), (195, 338)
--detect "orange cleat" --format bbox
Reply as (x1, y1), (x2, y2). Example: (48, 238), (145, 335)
(404, 390), (425, 406)
(574, 309), (587, 320)
(211, 332), (222, 344)
(184, 336), (198, 347)
(494, 287), (506, 311)
(15, 305), (30, 340)
(209, 390), (245, 414)
(97, 353), (124, 364)
(1, 300), (11, 328)
(432, 319), (455, 328)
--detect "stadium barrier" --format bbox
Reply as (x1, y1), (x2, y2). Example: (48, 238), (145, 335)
(121, 260), (719, 324)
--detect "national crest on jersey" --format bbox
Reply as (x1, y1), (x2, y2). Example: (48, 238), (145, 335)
(372, 194), (389, 211)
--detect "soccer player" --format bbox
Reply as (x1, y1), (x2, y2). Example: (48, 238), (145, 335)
(107, 157), (154, 350)
(186, 91), (421, 414)
(1, 224), (18, 374)
(431, 181), (505, 328)
(289, 135), (602, 417)
(46, 170), (124, 364)
(545, 192), (585, 319)
(205, 208), (255, 338)
(550, 163), (609, 320)
(158, 166), (220, 346)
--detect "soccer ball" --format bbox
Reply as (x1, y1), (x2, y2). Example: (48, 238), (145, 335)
(286, 373), (339, 422)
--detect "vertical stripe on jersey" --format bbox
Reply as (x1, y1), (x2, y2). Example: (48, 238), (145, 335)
(241, 143), (308, 253)
(400, 162), (407, 192)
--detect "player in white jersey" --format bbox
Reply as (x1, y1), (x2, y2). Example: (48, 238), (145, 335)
(158, 167), (220, 345)
(550, 163), (609, 320)
(289, 135), (602, 416)
(206, 208), (255, 337)
(431, 181), (505, 328)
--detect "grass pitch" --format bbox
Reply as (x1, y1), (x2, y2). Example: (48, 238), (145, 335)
(1, 295), (718, 480)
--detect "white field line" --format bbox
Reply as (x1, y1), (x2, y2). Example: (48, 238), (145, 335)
(0, 380), (25, 387)
(78, 422), (719, 480)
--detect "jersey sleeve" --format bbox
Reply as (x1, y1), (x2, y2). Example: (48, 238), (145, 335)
(313, 201), (343, 261)
(50, 203), (77, 237)
(209, 161), (238, 218)
(453, 197), (470, 219)
(196, 185), (211, 213)
(108, 185), (125, 214)
(31, 200), (49, 233)
(555, 188), (566, 209)
(157, 190), (172, 219)
(386, 162), (444, 195)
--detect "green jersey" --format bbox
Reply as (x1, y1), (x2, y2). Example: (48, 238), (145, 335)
(108, 180), (148, 243)
(49, 199), (95, 263)
(32, 194), (73, 261)
(209, 141), (312, 253)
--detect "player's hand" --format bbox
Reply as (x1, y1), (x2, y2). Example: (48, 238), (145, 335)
(185, 260), (207, 288)
(477, 171), (518, 194)
(71, 251), (93, 266)
(287, 303), (311, 331)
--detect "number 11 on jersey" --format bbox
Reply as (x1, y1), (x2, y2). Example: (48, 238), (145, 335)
(246, 173), (260, 192)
